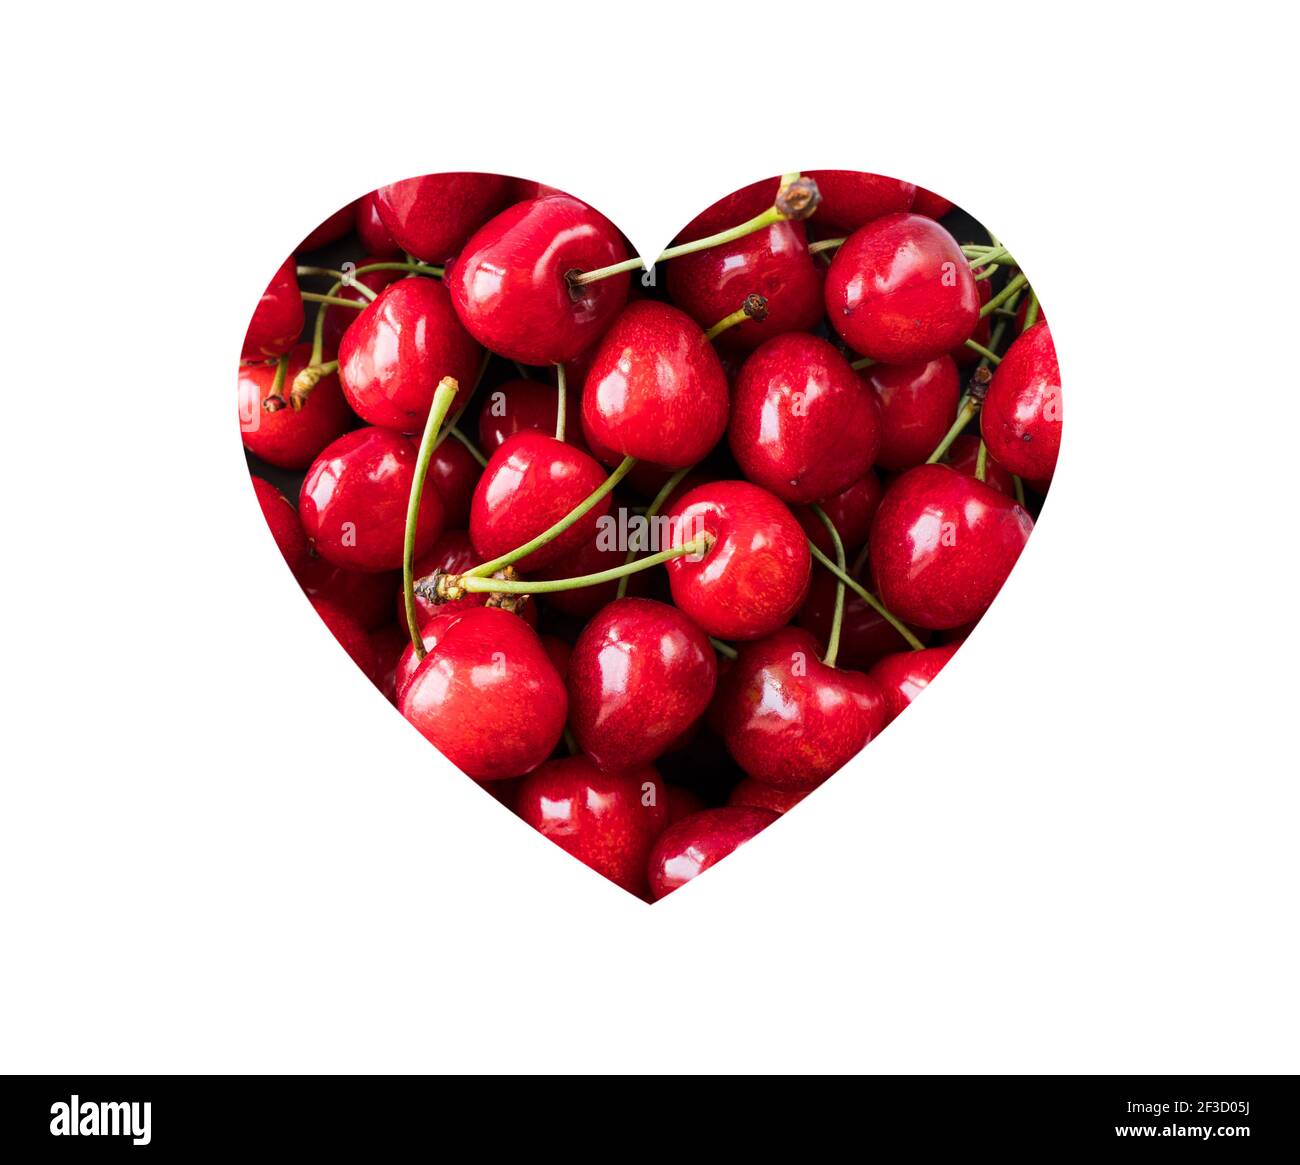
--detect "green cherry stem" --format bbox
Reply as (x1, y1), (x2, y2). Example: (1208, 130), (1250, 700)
(963, 339), (1003, 364)
(262, 354), (291, 411)
(300, 291), (369, 310)
(295, 266), (378, 299)
(975, 440), (990, 483)
(352, 260), (444, 280)
(811, 506), (847, 668)
(554, 362), (567, 441)
(462, 455), (638, 581)
(1013, 475), (1027, 507)
(710, 637), (739, 660)
(1023, 292), (1041, 329)
(979, 273), (1029, 318)
(432, 350), (492, 453)
(808, 237), (846, 256)
(403, 377), (461, 657)
(807, 542), (925, 652)
(850, 355), (878, 370)
(448, 426), (488, 468)
(926, 395), (981, 464)
(456, 535), (711, 596)
(616, 465), (692, 599)
(704, 293), (767, 341)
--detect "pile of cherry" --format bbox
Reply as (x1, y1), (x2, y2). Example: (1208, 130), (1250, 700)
(239, 170), (1061, 901)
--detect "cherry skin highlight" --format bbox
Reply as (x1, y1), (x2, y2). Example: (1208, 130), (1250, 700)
(449, 196), (630, 365)
(469, 431), (611, 571)
(299, 427), (445, 572)
(581, 300), (729, 470)
(399, 606), (567, 781)
(981, 322), (1062, 482)
(869, 643), (962, 725)
(715, 627), (887, 788)
(866, 356), (961, 471)
(515, 757), (669, 897)
(826, 213), (979, 363)
(568, 597), (717, 772)
(242, 256), (304, 360)
(869, 463), (1033, 629)
(728, 333), (880, 504)
(337, 277), (481, 430)
(238, 344), (350, 469)
(647, 807), (779, 900)
(373, 172), (510, 263)
(251, 476), (307, 570)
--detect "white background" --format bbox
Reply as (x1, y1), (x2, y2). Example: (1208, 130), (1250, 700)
(2, 2), (1296, 1074)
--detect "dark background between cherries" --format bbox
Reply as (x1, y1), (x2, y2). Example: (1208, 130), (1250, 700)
(245, 183), (1042, 813)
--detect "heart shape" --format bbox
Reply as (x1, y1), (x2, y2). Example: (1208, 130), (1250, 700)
(237, 170), (1060, 902)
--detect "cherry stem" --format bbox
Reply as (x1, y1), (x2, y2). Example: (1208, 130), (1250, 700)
(704, 293), (768, 341)
(850, 541), (871, 578)
(1013, 475), (1027, 507)
(980, 273), (1029, 318)
(459, 535), (711, 595)
(300, 291), (368, 310)
(811, 506), (846, 668)
(569, 175), (821, 287)
(554, 362), (567, 441)
(449, 425), (488, 468)
(616, 465), (692, 599)
(432, 351), (492, 453)
(1023, 292), (1040, 329)
(850, 355), (878, 370)
(403, 377), (460, 658)
(963, 339), (1002, 364)
(808, 237), (846, 255)
(975, 440), (990, 483)
(353, 260), (443, 280)
(462, 455), (638, 580)
(709, 637), (738, 660)
(263, 354), (291, 411)
(296, 265), (379, 300)
(926, 395), (981, 464)
(807, 542), (925, 652)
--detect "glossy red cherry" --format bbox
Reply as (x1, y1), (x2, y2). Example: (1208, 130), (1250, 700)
(251, 476), (307, 569)
(242, 256), (303, 360)
(729, 333), (880, 504)
(449, 196), (630, 365)
(399, 606), (567, 780)
(320, 258), (404, 354)
(515, 757), (668, 897)
(869, 643), (961, 724)
(715, 626), (887, 787)
(728, 778), (811, 815)
(647, 807), (779, 899)
(665, 221), (823, 352)
(826, 213), (979, 363)
(297, 202), (357, 252)
(981, 322), (1062, 482)
(403, 530), (488, 628)
(869, 463), (1033, 629)
(373, 173), (510, 263)
(945, 435), (1015, 496)
(469, 431), (610, 571)
(581, 301), (729, 470)
(311, 597), (378, 681)
(665, 481), (812, 641)
(805, 170), (916, 231)
(427, 435), (480, 528)
(952, 269), (992, 367)
(794, 471), (883, 557)
(337, 277), (480, 430)
(238, 344), (350, 470)
(299, 427), (445, 572)
(369, 624), (409, 704)
(568, 598), (717, 772)
(866, 356), (961, 470)
(797, 567), (927, 670)
(355, 191), (402, 257)
(507, 177), (570, 202)
(476, 377), (585, 455)
(911, 187), (955, 219)
(297, 555), (399, 632)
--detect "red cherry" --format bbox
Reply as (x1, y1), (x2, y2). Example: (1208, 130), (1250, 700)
(981, 322), (1062, 482)
(426, 436), (480, 529)
(952, 270), (992, 367)
(311, 597), (378, 681)
(869, 643), (961, 724)
(449, 196), (630, 365)
(794, 471), (883, 557)
(728, 779), (811, 815)
(665, 481), (811, 641)
(242, 256), (303, 360)
(945, 435), (1015, 496)
(373, 173), (510, 263)
(516, 756), (669, 896)
(403, 529), (488, 627)
(369, 624), (409, 704)
(826, 213), (979, 363)
(911, 187), (955, 219)
(866, 355), (961, 470)
(568, 598), (717, 772)
(299, 427), (445, 572)
(728, 333), (881, 504)
(469, 431), (611, 571)
(1014, 297), (1048, 332)
(251, 476), (307, 569)
(297, 555), (399, 631)
(399, 607), (567, 780)
(506, 177), (570, 202)
(297, 202), (357, 252)
(665, 785), (705, 823)
(238, 344), (350, 470)
(869, 463), (1033, 629)
(665, 220), (823, 352)
(355, 191), (402, 257)
(796, 567), (927, 670)
(581, 301), (729, 469)
(676, 177), (777, 242)
(647, 807), (779, 899)
(804, 170), (916, 231)
(539, 634), (572, 679)
(476, 377), (585, 455)
(337, 278), (481, 431)
(320, 258), (404, 354)
(715, 626), (887, 787)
